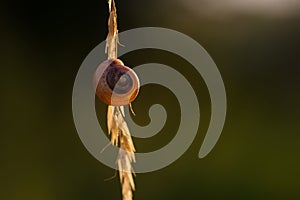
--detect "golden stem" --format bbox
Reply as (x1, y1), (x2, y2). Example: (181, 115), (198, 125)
(105, 1), (136, 200)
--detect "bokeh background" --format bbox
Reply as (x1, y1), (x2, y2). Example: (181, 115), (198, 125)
(1, 0), (300, 199)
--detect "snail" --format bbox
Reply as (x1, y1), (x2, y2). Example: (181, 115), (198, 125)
(93, 59), (140, 106)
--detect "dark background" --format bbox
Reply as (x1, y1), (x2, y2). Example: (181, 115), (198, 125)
(1, 0), (300, 199)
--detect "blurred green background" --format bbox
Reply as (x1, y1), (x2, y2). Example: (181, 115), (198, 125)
(1, 0), (300, 199)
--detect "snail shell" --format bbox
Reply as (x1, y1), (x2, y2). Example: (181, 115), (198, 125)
(93, 59), (140, 106)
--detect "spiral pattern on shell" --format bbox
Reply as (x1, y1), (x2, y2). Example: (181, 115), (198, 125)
(93, 59), (140, 106)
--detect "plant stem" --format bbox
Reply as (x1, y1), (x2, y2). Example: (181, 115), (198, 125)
(105, 1), (136, 199)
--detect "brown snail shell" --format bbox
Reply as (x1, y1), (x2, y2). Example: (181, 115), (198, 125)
(93, 59), (140, 106)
